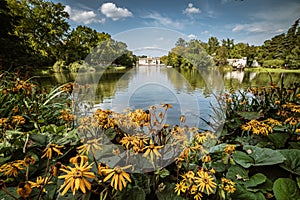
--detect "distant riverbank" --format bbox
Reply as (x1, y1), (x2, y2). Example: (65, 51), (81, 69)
(245, 67), (300, 73)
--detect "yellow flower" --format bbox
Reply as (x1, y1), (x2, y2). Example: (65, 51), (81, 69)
(180, 115), (186, 123)
(58, 161), (95, 196)
(202, 155), (211, 163)
(174, 181), (188, 196)
(102, 165), (132, 191)
(50, 162), (63, 176)
(120, 134), (139, 149)
(241, 124), (251, 131)
(11, 115), (25, 125)
(97, 163), (109, 176)
(221, 178), (236, 193)
(194, 192), (203, 200)
(162, 103), (173, 110)
(182, 171), (195, 183)
(194, 133), (207, 144)
(42, 144), (63, 159)
(17, 182), (32, 198)
(69, 155), (88, 165)
(224, 144), (236, 154)
(143, 139), (164, 161)
(274, 100), (280, 105)
(195, 171), (217, 195)
(0, 160), (24, 177)
(0, 118), (9, 126)
(58, 109), (76, 122)
(77, 138), (102, 155)
(28, 176), (53, 192)
(24, 155), (35, 166)
(265, 118), (282, 126)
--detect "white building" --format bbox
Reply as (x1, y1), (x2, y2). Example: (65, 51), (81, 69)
(138, 57), (161, 65)
(227, 57), (247, 69)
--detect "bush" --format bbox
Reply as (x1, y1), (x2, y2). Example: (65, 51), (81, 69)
(52, 60), (66, 72)
(262, 59), (285, 68)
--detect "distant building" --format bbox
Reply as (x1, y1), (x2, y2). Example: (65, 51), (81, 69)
(251, 59), (260, 67)
(227, 57), (247, 69)
(138, 57), (161, 65)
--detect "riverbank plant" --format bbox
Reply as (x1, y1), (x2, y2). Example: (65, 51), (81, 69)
(0, 70), (299, 199)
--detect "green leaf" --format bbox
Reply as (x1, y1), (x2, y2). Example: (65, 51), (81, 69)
(244, 173), (267, 188)
(233, 151), (255, 168)
(268, 133), (289, 148)
(119, 186), (146, 200)
(231, 184), (266, 200)
(273, 178), (300, 200)
(211, 160), (226, 172)
(30, 133), (48, 146)
(155, 168), (170, 178)
(237, 111), (263, 120)
(243, 145), (285, 166)
(296, 177), (300, 189)
(0, 187), (18, 200)
(279, 149), (300, 175)
(156, 183), (185, 200)
(226, 165), (249, 182)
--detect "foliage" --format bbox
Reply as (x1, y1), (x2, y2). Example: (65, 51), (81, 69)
(262, 59), (285, 68)
(163, 38), (214, 68)
(0, 70), (299, 199)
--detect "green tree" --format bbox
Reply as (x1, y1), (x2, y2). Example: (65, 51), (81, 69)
(6, 0), (70, 66)
(207, 37), (219, 55)
(215, 45), (229, 66)
(64, 26), (110, 64)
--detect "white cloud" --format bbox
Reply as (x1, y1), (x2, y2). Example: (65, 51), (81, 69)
(184, 3), (201, 14)
(232, 2), (300, 36)
(201, 30), (209, 35)
(64, 5), (104, 24)
(100, 2), (132, 21)
(143, 12), (184, 29)
(188, 34), (197, 39)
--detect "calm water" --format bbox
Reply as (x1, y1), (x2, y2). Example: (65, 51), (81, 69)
(34, 66), (300, 130)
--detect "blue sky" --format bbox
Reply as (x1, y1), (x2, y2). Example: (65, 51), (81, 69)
(51, 0), (300, 56)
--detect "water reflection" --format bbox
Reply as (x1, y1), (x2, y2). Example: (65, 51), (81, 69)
(33, 67), (299, 130)
(95, 66), (203, 128)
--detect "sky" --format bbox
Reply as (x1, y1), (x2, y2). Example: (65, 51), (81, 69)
(51, 0), (300, 56)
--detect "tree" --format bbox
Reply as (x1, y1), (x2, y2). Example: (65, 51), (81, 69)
(64, 26), (110, 64)
(207, 37), (219, 55)
(175, 38), (187, 47)
(5, 0), (70, 66)
(215, 45), (229, 66)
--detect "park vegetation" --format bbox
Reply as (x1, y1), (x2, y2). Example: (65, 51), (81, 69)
(1, 0), (299, 71)
(162, 19), (300, 69)
(0, 65), (300, 200)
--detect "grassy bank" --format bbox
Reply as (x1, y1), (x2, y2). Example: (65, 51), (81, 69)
(245, 67), (300, 73)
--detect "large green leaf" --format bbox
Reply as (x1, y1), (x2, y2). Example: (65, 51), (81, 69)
(243, 145), (285, 166)
(226, 165), (249, 182)
(279, 149), (300, 175)
(268, 133), (289, 148)
(244, 173), (267, 188)
(233, 151), (255, 168)
(273, 178), (300, 200)
(231, 184), (266, 200)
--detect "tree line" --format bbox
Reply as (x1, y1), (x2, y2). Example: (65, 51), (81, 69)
(0, 0), (137, 71)
(162, 19), (300, 69)
(0, 0), (299, 70)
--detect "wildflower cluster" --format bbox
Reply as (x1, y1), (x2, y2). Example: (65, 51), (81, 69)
(175, 168), (218, 199)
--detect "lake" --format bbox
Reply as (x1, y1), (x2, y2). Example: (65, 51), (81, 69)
(33, 66), (300, 130)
